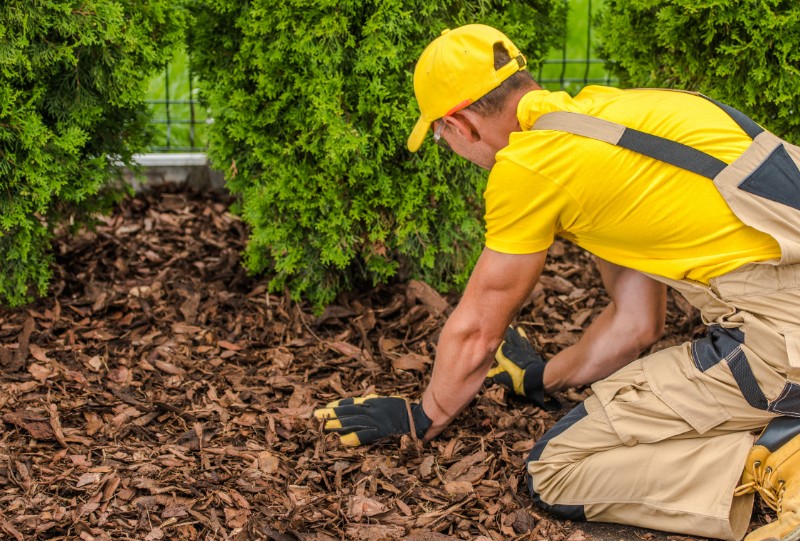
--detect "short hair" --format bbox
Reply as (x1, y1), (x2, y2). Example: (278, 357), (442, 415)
(466, 42), (535, 117)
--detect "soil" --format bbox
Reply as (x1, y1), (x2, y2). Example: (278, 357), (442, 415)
(0, 186), (774, 540)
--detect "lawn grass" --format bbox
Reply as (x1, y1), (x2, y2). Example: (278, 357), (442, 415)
(537, 0), (616, 94)
(146, 47), (209, 152)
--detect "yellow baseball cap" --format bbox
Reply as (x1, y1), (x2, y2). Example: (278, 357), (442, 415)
(407, 24), (527, 152)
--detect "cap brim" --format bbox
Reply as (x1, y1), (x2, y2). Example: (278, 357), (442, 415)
(407, 115), (431, 152)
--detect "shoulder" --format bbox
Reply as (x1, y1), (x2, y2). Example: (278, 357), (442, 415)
(516, 86), (626, 130)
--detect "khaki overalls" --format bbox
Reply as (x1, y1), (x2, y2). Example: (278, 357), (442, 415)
(526, 93), (800, 540)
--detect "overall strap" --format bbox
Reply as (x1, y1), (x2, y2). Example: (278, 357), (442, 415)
(701, 95), (764, 140)
(531, 92), (765, 180)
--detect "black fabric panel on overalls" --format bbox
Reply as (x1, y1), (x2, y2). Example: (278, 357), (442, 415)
(768, 384), (800, 417)
(698, 95), (800, 210)
(738, 144), (800, 211)
(690, 325), (769, 410)
(755, 416), (800, 451)
(691, 325), (745, 372)
(526, 402), (588, 521)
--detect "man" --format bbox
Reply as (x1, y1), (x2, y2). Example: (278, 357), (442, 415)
(314, 24), (800, 541)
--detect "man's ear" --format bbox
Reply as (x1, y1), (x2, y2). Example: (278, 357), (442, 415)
(446, 111), (482, 144)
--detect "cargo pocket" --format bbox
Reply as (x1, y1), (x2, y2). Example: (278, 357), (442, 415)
(591, 366), (657, 447)
(642, 346), (731, 435)
(592, 353), (729, 447)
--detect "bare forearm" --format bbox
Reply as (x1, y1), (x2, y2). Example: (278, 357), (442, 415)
(421, 317), (500, 441)
(542, 301), (661, 392)
(417, 249), (547, 442)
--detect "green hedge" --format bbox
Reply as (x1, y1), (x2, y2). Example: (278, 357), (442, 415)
(188, 0), (565, 308)
(0, 0), (186, 306)
(595, 0), (800, 143)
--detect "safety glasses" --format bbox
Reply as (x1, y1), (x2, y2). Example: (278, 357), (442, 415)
(433, 120), (451, 151)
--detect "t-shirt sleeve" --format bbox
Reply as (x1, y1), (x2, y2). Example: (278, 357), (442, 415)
(483, 159), (577, 254)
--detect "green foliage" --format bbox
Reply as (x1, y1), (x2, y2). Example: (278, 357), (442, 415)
(595, 0), (800, 143)
(188, 0), (566, 308)
(0, 0), (186, 306)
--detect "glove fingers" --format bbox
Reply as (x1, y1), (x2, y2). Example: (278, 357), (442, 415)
(315, 404), (368, 420)
(339, 431), (363, 446)
(492, 352), (519, 372)
(314, 394), (411, 447)
(314, 406), (336, 420)
(340, 428), (382, 446)
(323, 403), (382, 419)
(488, 371), (514, 390)
(323, 417), (373, 433)
(487, 361), (519, 378)
(322, 421), (377, 446)
(322, 394), (380, 409)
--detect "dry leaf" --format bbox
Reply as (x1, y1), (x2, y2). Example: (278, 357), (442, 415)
(29, 344), (51, 363)
(407, 280), (450, 314)
(392, 353), (430, 372)
(348, 496), (387, 521)
(443, 481), (473, 498)
(154, 359), (185, 375)
(27, 363), (53, 382)
(327, 341), (362, 359)
(258, 451), (279, 474)
(3, 411), (55, 440)
(76, 472), (102, 487)
(419, 455), (435, 479)
(218, 340), (242, 351)
(287, 485), (312, 508)
(144, 528), (164, 541)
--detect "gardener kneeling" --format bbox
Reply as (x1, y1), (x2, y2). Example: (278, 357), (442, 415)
(315, 24), (800, 541)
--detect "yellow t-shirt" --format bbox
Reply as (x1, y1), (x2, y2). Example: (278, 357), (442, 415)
(484, 86), (781, 282)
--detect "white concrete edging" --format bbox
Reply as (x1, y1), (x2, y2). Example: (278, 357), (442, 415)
(125, 152), (225, 192)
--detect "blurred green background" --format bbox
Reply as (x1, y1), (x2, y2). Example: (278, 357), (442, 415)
(145, 47), (209, 152)
(144, 0), (612, 152)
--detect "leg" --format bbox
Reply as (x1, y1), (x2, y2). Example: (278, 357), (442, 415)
(528, 394), (755, 540)
(527, 343), (775, 541)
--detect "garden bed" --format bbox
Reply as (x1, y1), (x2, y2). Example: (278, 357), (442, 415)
(0, 186), (769, 540)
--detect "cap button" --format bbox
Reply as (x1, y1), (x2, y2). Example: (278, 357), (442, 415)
(440, 28), (450, 36)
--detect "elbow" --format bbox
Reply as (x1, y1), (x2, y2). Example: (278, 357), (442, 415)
(468, 329), (505, 376)
(443, 317), (504, 375)
(632, 311), (665, 352)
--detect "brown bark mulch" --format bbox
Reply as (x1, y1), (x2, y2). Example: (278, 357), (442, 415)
(0, 185), (771, 540)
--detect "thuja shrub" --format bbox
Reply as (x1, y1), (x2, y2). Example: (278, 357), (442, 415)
(0, 0), (185, 306)
(188, 0), (565, 308)
(595, 0), (800, 143)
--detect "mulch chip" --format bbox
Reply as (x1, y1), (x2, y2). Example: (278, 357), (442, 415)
(0, 185), (768, 539)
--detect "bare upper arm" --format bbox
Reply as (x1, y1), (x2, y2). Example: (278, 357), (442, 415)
(452, 247), (547, 339)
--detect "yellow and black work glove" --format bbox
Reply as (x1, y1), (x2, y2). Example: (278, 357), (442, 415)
(487, 326), (552, 409)
(314, 394), (432, 446)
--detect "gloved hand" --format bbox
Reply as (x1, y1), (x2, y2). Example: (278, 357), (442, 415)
(314, 394), (432, 446)
(487, 326), (550, 409)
